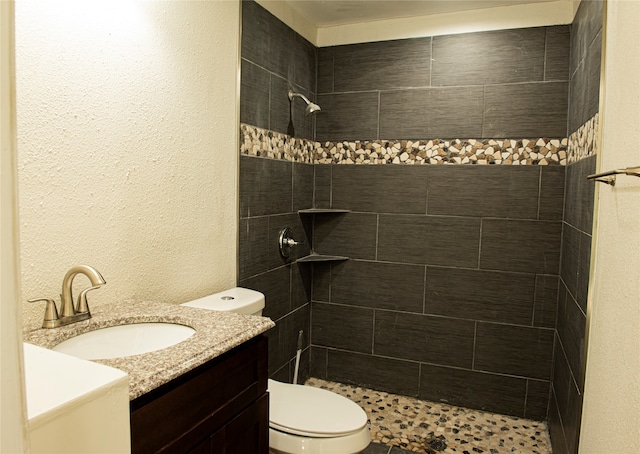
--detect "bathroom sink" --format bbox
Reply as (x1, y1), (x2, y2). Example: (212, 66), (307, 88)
(52, 322), (196, 360)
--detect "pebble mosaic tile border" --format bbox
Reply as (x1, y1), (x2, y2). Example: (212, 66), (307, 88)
(306, 378), (552, 454)
(567, 113), (599, 163)
(241, 114), (597, 167)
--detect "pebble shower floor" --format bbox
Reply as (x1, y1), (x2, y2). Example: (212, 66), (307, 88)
(306, 378), (552, 454)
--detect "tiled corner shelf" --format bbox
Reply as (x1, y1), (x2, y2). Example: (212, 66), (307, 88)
(296, 253), (349, 263)
(297, 208), (351, 214)
(296, 208), (351, 263)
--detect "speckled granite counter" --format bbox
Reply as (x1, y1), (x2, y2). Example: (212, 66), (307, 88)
(23, 300), (275, 400)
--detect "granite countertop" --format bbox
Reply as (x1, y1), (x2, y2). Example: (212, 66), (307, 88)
(23, 300), (275, 400)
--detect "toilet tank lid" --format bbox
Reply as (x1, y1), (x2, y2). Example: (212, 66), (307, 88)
(181, 287), (265, 315)
(268, 379), (368, 437)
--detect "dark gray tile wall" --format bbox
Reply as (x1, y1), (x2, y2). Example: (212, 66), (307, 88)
(549, 0), (601, 451)
(568, 1), (603, 134)
(239, 0), (597, 430)
(317, 26), (570, 142)
(238, 156), (314, 381)
(310, 164), (564, 419)
(241, 1), (317, 140)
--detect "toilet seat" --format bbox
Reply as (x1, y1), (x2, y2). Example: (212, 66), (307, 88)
(268, 379), (368, 438)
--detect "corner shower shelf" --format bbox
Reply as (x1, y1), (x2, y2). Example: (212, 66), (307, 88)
(295, 208), (351, 263)
(297, 208), (351, 214)
(296, 253), (349, 263)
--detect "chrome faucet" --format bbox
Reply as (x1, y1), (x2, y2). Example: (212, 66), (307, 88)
(28, 265), (106, 329)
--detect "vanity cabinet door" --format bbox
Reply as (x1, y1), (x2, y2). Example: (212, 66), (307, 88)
(130, 335), (268, 453)
(209, 393), (269, 453)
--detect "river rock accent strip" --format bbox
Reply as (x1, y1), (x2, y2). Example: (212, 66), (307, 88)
(241, 113), (598, 167)
(567, 113), (599, 163)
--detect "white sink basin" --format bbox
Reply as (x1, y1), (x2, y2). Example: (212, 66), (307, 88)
(52, 322), (196, 360)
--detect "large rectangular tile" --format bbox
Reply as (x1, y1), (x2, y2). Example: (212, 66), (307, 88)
(480, 219), (562, 274)
(313, 212), (378, 260)
(431, 28), (545, 86)
(332, 38), (431, 92)
(310, 346), (328, 379)
(378, 215), (481, 267)
(312, 302), (374, 353)
(556, 290), (586, 390)
(548, 388), (570, 454)
(238, 217), (270, 279)
(576, 231), (592, 312)
(545, 26), (571, 81)
(374, 310), (475, 368)
(268, 75), (292, 136)
(483, 82), (568, 138)
(419, 364), (528, 418)
(539, 166), (566, 221)
(425, 267), (536, 325)
(424, 87), (484, 138)
(427, 165), (540, 219)
(378, 89), (428, 140)
(564, 155), (596, 234)
(560, 223), (580, 298)
(568, 59), (588, 134)
(313, 165), (332, 209)
(327, 350), (420, 396)
(331, 260), (425, 313)
(274, 304), (311, 365)
(293, 163), (314, 211)
(316, 92), (379, 142)
(379, 87), (484, 140)
(238, 265), (291, 321)
(474, 322), (554, 380)
(317, 47), (334, 94)
(331, 164), (428, 214)
(533, 275), (559, 328)
(291, 262), (312, 310)
(292, 33), (316, 92)
(311, 262), (331, 302)
(526, 379), (551, 421)
(240, 59), (270, 129)
(240, 156), (292, 217)
(570, 0), (604, 76)
(241, 0), (294, 78)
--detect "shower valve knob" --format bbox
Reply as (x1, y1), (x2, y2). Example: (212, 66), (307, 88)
(278, 227), (304, 258)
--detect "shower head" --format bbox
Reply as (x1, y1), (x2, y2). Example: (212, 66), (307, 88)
(288, 90), (322, 116)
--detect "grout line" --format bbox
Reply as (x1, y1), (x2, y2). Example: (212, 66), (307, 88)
(477, 219), (483, 270)
(524, 379), (530, 417)
(471, 321), (477, 370)
(375, 214), (380, 261)
(372, 310), (376, 354)
(422, 266), (427, 315)
(543, 28), (548, 82)
(377, 90), (381, 139)
(537, 167), (543, 220)
(532, 275), (538, 327)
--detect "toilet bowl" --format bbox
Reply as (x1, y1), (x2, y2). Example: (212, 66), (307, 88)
(181, 288), (371, 454)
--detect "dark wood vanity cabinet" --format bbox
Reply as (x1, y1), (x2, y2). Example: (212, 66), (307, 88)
(130, 335), (269, 453)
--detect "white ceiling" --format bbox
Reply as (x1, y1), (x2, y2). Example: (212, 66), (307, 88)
(285, 0), (564, 27)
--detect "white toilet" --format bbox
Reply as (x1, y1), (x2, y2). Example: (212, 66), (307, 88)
(182, 287), (371, 454)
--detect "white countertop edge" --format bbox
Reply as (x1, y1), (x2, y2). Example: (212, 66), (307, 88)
(24, 343), (129, 425)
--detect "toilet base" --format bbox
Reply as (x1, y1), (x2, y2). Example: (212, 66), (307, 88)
(269, 425), (370, 454)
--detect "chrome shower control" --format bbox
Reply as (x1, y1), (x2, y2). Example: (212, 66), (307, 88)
(278, 227), (304, 258)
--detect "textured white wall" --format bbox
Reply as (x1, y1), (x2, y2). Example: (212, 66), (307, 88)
(580, 1), (640, 452)
(15, 0), (240, 326)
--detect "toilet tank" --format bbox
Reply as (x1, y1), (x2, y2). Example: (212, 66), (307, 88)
(181, 287), (265, 316)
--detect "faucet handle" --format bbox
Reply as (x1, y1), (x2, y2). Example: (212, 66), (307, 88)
(76, 285), (102, 314)
(28, 298), (60, 328)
